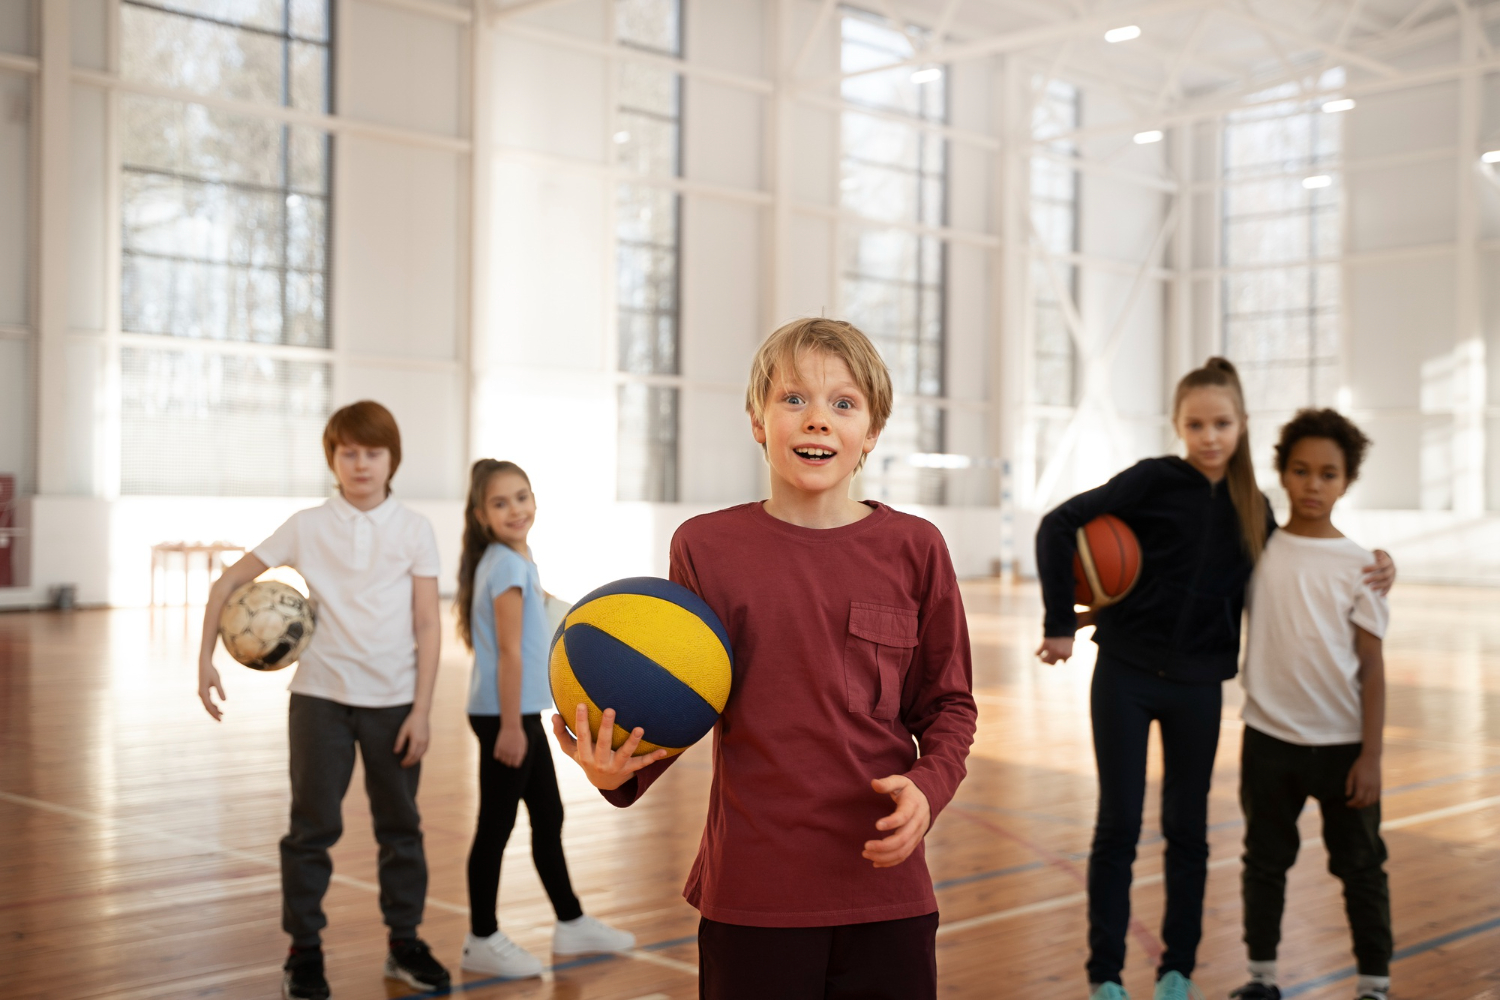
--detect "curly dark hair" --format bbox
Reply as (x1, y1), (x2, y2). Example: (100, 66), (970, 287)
(1274, 408), (1372, 483)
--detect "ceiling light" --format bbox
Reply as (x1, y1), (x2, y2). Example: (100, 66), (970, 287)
(911, 67), (942, 84)
(1303, 174), (1332, 189)
(612, 130), (631, 144)
(1322, 98), (1356, 113)
(1133, 130), (1164, 144)
(1482, 150), (1500, 164)
(1104, 25), (1141, 43)
(909, 453), (972, 469)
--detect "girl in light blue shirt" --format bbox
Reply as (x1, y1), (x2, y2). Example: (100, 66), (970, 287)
(454, 460), (634, 977)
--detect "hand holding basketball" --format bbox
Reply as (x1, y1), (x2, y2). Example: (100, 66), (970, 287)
(552, 704), (668, 790)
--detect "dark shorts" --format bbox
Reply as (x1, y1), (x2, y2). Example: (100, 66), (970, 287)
(698, 912), (938, 1000)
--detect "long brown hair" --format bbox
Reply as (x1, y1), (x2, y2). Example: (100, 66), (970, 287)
(455, 459), (532, 651)
(1172, 357), (1267, 562)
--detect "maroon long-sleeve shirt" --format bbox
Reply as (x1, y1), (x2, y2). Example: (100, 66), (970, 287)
(603, 501), (977, 927)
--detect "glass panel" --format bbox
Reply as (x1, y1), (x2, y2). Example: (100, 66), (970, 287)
(863, 404), (946, 505)
(618, 60), (678, 117)
(616, 383), (678, 501)
(614, 110), (679, 177)
(617, 0), (680, 54)
(146, 1), (288, 35)
(122, 4), (286, 106)
(290, 40), (329, 114)
(1222, 92), (1342, 415)
(616, 183), (677, 248)
(119, 96), (330, 346)
(120, 347), (332, 495)
(121, 3), (331, 110)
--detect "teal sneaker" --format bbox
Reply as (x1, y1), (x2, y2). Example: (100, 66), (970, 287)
(1153, 971), (1205, 1000)
(1089, 983), (1131, 1000)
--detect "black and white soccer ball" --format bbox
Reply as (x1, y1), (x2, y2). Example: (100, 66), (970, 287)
(218, 580), (316, 671)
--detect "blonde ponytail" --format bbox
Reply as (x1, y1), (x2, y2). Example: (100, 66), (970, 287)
(1173, 357), (1266, 562)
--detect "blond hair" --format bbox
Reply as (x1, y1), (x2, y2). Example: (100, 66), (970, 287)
(745, 318), (894, 437)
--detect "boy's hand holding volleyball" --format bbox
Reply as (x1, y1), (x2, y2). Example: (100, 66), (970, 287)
(864, 775), (931, 868)
(552, 704), (668, 790)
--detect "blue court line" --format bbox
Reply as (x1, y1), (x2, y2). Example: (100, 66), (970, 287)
(1280, 914), (1500, 997)
(393, 934), (700, 999)
(932, 860), (1048, 891)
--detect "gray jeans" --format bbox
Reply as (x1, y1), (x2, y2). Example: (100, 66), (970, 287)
(281, 693), (427, 947)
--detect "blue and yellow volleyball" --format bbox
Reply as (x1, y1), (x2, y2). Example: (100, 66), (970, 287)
(550, 577), (733, 757)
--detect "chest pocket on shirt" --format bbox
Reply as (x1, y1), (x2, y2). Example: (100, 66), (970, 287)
(844, 602), (919, 721)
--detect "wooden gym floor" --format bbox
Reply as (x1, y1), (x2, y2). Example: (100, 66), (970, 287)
(1, 580), (1498, 1000)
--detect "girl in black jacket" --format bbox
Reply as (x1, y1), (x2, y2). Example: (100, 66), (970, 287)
(1035, 358), (1393, 1000)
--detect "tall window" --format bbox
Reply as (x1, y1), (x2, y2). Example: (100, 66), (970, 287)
(1029, 78), (1079, 411)
(615, 0), (682, 502)
(1027, 77), (1080, 484)
(839, 7), (947, 505)
(1221, 73), (1343, 415)
(119, 0), (333, 496)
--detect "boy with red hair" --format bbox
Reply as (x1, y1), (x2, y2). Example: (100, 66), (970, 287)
(197, 400), (450, 1000)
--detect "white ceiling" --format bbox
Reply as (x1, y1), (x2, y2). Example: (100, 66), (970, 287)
(840, 0), (1500, 115)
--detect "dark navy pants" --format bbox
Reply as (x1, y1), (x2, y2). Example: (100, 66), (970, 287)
(1086, 655), (1222, 984)
(699, 912), (938, 1000)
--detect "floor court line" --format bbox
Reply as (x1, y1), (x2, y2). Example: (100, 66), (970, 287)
(1280, 914), (1500, 997)
(6, 787), (1496, 992)
(938, 777), (1500, 895)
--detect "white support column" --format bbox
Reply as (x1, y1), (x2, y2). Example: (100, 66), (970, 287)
(995, 54), (1026, 570)
(1167, 119), (1194, 414)
(467, 0), (492, 465)
(768, 0), (792, 326)
(1452, 8), (1486, 513)
(999, 55), (1033, 513)
(34, 0), (70, 497)
(101, 0), (121, 500)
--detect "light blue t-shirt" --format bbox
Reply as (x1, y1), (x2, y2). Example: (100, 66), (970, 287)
(466, 543), (553, 716)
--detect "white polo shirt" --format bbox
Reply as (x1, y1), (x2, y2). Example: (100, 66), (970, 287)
(253, 493), (441, 708)
(1241, 530), (1389, 746)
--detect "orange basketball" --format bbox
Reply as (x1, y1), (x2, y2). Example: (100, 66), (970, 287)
(1072, 514), (1141, 609)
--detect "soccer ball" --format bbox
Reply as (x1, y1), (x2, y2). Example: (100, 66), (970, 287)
(218, 580), (316, 671)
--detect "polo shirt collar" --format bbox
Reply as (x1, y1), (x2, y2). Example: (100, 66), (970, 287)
(330, 491), (399, 524)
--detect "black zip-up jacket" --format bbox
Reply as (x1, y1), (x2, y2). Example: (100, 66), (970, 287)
(1036, 456), (1272, 684)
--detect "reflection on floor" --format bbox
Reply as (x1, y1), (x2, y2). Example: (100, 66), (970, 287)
(1, 580), (1497, 999)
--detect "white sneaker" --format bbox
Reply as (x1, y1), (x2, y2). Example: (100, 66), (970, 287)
(552, 914), (636, 955)
(461, 931), (544, 978)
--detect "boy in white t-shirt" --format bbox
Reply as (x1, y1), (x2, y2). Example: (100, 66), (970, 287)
(1231, 409), (1391, 1000)
(196, 401), (450, 1000)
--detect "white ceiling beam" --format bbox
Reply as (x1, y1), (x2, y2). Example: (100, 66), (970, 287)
(929, 0), (966, 45)
(489, 0), (581, 21)
(791, 0), (840, 79)
(1152, 9), (1212, 110)
(1217, 2), (1400, 77)
(802, 0), (1213, 88)
(1036, 51), (1500, 148)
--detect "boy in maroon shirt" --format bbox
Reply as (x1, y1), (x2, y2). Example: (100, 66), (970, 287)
(552, 318), (977, 999)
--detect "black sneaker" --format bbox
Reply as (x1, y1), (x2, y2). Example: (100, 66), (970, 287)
(1229, 985), (1281, 1000)
(384, 938), (451, 992)
(283, 948), (330, 1000)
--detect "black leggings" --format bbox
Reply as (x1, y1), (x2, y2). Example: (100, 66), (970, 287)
(467, 714), (582, 937)
(1087, 656), (1222, 985)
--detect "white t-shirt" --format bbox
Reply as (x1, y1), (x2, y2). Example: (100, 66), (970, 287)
(253, 493), (441, 708)
(1241, 530), (1389, 746)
